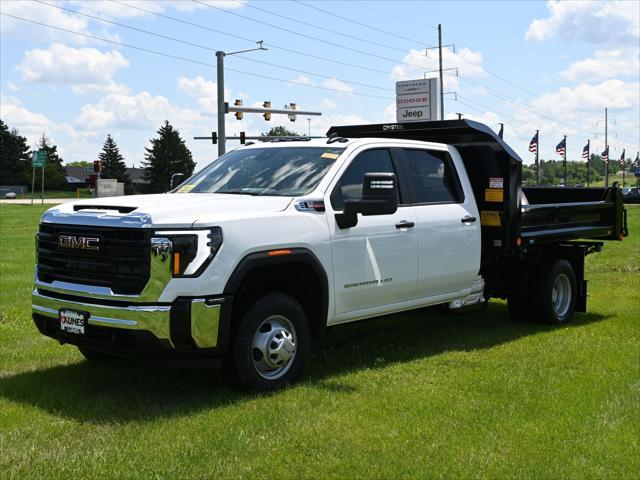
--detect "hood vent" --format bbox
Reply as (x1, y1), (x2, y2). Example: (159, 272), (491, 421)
(73, 205), (137, 214)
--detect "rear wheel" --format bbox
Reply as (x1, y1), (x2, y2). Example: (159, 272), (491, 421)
(532, 259), (577, 324)
(228, 293), (311, 390)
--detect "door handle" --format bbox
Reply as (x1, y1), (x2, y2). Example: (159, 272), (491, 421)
(395, 221), (415, 229)
(461, 216), (477, 224)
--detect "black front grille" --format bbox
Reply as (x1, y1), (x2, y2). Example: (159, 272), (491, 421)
(37, 224), (152, 295)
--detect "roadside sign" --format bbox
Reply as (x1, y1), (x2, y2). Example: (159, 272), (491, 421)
(31, 150), (46, 168)
(395, 78), (438, 123)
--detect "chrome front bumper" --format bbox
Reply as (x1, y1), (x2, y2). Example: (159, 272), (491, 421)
(32, 289), (225, 352)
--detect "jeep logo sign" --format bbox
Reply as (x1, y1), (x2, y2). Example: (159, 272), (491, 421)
(57, 235), (101, 251)
(395, 77), (438, 123)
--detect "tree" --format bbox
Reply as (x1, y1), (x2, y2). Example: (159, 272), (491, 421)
(142, 121), (195, 193)
(99, 134), (130, 183)
(0, 119), (30, 186)
(66, 160), (92, 167)
(260, 125), (299, 140)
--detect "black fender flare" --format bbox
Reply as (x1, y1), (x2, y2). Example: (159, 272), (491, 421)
(223, 248), (329, 336)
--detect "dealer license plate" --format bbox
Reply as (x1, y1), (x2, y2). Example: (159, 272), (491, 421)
(59, 309), (87, 335)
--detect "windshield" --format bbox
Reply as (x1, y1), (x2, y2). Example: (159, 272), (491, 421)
(175, 146), (344, 196)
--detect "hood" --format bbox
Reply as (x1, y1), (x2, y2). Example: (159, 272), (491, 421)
(41, 193), (294, 228)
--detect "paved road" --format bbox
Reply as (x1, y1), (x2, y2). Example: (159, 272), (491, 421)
(0, 198), (77, 205)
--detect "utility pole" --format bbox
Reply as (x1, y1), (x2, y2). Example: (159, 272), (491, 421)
(605, 107), (608, 187)
(307, 118), (311, 136)
(216, 41), (267, 157)
(438, 24), (444, 120)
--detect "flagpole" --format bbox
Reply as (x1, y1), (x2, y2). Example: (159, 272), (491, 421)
(586, 140), (590, 187)
(622, 152), (625, 188)
(604, 107), (608, 187)
(536, 130), (540, 187)
(563, 135), (567, 186)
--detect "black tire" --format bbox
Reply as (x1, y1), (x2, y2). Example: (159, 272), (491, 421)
(531, 259), (577, 324)
(78, 346), (117, 362)
(228, 293), (311, 391)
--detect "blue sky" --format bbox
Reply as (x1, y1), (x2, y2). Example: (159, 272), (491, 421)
(1, 0), (638, 171)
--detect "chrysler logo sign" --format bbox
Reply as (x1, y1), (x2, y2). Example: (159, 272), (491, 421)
(58, 235), (101, 251)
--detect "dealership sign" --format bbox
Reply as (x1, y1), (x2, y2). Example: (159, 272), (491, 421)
(395, 78), (438, 123)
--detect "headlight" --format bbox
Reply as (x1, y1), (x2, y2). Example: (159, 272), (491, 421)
(156, 227), (222, 277)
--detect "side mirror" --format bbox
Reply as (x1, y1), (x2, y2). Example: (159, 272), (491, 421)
(170, 173), (185, 191)
(335, 172), (398, 229)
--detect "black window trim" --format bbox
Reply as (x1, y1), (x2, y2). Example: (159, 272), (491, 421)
(398, 147), (466, 206)
(329, 146), (412, 211)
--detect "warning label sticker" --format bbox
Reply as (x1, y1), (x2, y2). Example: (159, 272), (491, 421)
(489, 177), (504, 189)
(484, 188), (504, 202)
(480, 210), (502, 227)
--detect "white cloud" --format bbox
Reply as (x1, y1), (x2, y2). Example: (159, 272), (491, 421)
(531, 79), (639, 114)
(526, 1), (640, 44)
(0, 1), (90, 44)
(321, 98), (337, 109)
(390, 47), (486, 92)
(76, 91), (204, 131)
(321, 78), (353, 95)
(17, 44), (129, 93)
(177, 75), (230, 113)
(561, 49), (640, 82)
(291, 75), (316, 86)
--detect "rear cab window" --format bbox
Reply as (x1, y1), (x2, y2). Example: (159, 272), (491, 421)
(401, 148), (464, 204)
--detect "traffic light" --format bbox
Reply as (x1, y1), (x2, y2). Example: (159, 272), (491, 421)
(263, 101), (271, 121)
(288, 102), (297, 122)
(93, 160), (102, 173)
(239, 131), (246, 144)
(234, 99), (243, 120)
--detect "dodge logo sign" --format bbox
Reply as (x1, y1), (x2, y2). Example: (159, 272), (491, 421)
(58, 235), (101, 251)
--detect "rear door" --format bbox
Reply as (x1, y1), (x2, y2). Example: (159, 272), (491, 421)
(326, 147), (418, 319)
(399, 147), (481, 298)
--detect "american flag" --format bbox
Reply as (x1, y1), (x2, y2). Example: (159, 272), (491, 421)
(601, 146), (609, 163)
(528, 132), (538, 154)
(555, 137), (566, 157)
(620, 149), (625, 168)
(582, 142), (589, 159)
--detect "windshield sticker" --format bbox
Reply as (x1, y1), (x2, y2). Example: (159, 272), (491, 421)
(177, 184), (195, 193)
(321, 152), (340, 160)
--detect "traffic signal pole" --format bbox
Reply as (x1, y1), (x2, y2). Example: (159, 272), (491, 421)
(216, 50), (226, 158)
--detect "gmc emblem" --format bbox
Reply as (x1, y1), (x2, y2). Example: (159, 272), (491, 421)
(58, 235), (101, 251)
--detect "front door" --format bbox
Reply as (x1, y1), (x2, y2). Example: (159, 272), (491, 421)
(326, 148), (418, 319)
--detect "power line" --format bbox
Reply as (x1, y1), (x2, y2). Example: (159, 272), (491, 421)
(244, 2), (409, 54)
(294, 0), (430, 43)
(192, 0), (425, 73)
(34, 0), (391, 93)
(0, 12), (394, 100)
(109, 0), (393, 76)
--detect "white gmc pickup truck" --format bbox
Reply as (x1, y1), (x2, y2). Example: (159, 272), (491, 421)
(32, 120), (627, 390)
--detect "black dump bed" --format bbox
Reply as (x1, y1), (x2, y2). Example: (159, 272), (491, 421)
(327, 120), (628, 267)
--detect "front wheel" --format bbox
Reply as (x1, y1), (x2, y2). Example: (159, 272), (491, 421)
(228, 293), (311, 390)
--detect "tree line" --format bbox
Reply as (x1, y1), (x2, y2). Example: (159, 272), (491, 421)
(0, 119), (195, 193)
(523, 155), (635, 186)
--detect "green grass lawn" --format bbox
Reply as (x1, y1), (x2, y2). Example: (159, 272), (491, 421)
(14, 189), (93, 199)
(1, 204), (638, 479)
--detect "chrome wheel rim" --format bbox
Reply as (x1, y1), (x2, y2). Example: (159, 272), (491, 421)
(251, 315), (297, 380)
(551, 273), (571, 318)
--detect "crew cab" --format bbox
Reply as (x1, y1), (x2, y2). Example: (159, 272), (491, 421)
(32, 120), (628, 390)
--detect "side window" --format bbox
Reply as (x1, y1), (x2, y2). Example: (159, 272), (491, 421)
(330, 149), (398, 210)
(402, 149), (463, 204)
